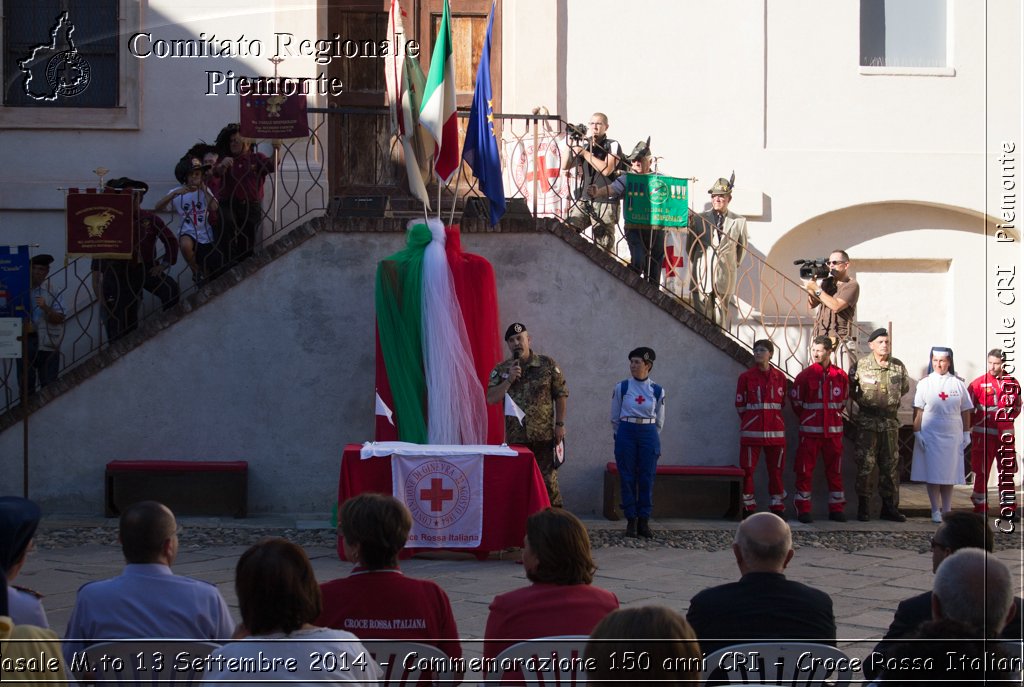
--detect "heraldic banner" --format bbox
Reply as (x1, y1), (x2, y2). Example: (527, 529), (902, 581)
(0, 245), (30, 318)
(623, 174), (689, 228)
(240, 81), (310, 140)
(66, 189), (135, 259)
(391, 453), (484, 548)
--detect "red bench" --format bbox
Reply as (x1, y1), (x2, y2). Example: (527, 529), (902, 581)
(603, 461), (744, 520)
(105, 460), (248, 518)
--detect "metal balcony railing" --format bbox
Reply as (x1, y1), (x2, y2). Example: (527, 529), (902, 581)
(0, 107), (870, 416)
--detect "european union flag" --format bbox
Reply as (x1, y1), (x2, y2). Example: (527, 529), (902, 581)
(462, 1), (505, 226)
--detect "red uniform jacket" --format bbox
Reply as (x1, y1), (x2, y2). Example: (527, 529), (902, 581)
(968, 373), (1021, 436)
(790, 363), (848, 437)
(736, 366), (788, 446)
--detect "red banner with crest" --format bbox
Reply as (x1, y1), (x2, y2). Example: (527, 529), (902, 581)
(239, 81), (310, 140)
(65, 189), (135, 259)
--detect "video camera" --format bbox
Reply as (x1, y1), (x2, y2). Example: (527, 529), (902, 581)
(566, 122), (588, 141)
(794, 259), (838, 295)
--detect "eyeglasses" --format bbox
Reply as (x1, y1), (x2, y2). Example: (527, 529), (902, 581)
(827, 260), (847, 266)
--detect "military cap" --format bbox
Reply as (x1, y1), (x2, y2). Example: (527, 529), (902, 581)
(30, 254), (54, 267)
(867, 328), (888, 343)
(504, 322), (527, 341)
(629, 347), (656, 364)
(708, 177), (734, 195)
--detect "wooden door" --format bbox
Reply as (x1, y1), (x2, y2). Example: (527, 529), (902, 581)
(327, 0), (501, 199)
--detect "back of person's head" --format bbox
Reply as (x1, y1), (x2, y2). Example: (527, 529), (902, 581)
(0, 496), (42, 574)
(525, 508), (595, 585)
(933, 548), (1014, 636)
(586, 606), (702, 685)
(119, 501), (176, 564)
(733, 512), (793, 573)
(235, 538), (321, 636)
(940, 511), (994, 552)
(879, 618), (1013, 686)
(339, 493), (411, 569)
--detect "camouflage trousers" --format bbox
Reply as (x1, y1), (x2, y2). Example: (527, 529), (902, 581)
(855, 427), (900, 504)
(527, 441), (563, 507)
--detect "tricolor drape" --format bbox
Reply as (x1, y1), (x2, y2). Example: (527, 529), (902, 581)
(375, 220), (503, 445)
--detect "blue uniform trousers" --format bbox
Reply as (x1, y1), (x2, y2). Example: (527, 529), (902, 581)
(615, 422), (661, 518)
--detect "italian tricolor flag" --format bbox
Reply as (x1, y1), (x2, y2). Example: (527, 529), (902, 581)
(419, 0), (459, 183)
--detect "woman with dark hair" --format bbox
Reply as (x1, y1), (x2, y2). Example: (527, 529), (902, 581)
(201, 538), (380, 686)
(212, 123), (276, 266)
(317, 494), (461, 661)
(609, 346), (665, 538)
(483, 508), (618, 660)
(911, 347), (974, 523)
(586, 606), (702, 686)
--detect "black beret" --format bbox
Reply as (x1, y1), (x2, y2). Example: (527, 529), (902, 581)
(30, 254), (54, 267)
(504, 322), (527, 340)
(629, 347), (656, 364)
(868, 328), (888, 343)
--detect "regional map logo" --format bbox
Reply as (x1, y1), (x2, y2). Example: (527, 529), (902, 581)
(18, 11), (91, 101)
(403, 460), (472, 529)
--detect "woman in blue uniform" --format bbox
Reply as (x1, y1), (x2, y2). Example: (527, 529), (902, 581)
(610, 347), (666, 538)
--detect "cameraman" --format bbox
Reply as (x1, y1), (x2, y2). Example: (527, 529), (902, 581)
(564, 112), (622, 251)
(805, 249), (859, 359)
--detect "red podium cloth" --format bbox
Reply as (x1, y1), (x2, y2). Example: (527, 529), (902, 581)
(337, 444), (550, 560)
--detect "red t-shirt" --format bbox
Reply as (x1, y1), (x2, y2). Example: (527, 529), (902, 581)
(317, 568), (461, 660)
(483, 582), (619, 660)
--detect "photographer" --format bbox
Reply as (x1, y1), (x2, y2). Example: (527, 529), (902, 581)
(805, 249), (859, 358)
(563, 112), (622, 251)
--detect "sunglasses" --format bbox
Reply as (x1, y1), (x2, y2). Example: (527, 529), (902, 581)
(930, 538), (950, 550)
(827, 260), (848, 266)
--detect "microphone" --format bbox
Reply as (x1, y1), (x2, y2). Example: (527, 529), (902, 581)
(510, 350), (521, 383)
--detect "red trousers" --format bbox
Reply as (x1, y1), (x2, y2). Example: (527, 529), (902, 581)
(740, 444), (786, 512)
(971, 431), (1017, 513)
(794, 435), (845, 514)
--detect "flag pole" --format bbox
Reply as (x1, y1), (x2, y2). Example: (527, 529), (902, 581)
(447, 169), (462, 226)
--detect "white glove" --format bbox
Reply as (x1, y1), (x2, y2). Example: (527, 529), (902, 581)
(914, 431), (926, 450)
(961, 431), (972, 451)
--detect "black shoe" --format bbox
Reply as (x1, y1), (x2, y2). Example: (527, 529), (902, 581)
(829, 511), (847, 522)
(880, 503), (907, 522)
(857, 497), (870, 522)
(798, 513), (813, 524)
(637, 517), (653, 539)
(625, 518), (637, 537)
(770, 509), (787, 521)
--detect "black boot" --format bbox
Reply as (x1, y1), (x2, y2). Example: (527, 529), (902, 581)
(857, 497), (870, 522)
(829, 510), (847, 522)
(625, 518), (637, 537)
(880, 501), (907, 523)
(637, 517), (653, 539)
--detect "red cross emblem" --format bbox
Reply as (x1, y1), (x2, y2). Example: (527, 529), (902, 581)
(938, 392), (949, 400)
(526, 148), (560, 193)
(635, 394), (647, 405)
(420, 478), (454, 512)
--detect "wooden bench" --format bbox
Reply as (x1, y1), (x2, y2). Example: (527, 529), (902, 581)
(603, 461), (744, 520)
(105, 460), (248, 518)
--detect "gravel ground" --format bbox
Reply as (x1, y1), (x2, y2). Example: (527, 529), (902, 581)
(32, 525), (1003, 555)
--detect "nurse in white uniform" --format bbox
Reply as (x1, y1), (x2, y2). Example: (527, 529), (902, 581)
(911, 347), (974, 523)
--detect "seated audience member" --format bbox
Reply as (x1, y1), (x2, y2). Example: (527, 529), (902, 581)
(316, 494), (460, 661)
(586, 606), (702, 686)
(200, 538), (380, 687)
(0, 616), (71, 684)
(866, 512), (1022, 680)
(686, 512), (835, 654)
(931, 548), (1016, 635)
(64, 501), (234, 663)
(0, 497), (47, 627)
(484, 508), (619, 660)
(874, 618), (1015, 686)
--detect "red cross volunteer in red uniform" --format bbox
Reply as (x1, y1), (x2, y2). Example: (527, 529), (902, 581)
(735, 338), (788, 518)
(967, 348), (1021, 518)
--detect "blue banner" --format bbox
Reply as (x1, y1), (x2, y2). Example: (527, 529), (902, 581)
(0, 245), (31, 318)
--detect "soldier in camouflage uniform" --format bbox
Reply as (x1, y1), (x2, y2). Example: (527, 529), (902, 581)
(849, 328), (910, 522)
(486, 323), (569, 506)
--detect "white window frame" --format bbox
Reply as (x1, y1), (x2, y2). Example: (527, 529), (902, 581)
(0, 0), (141, 129)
